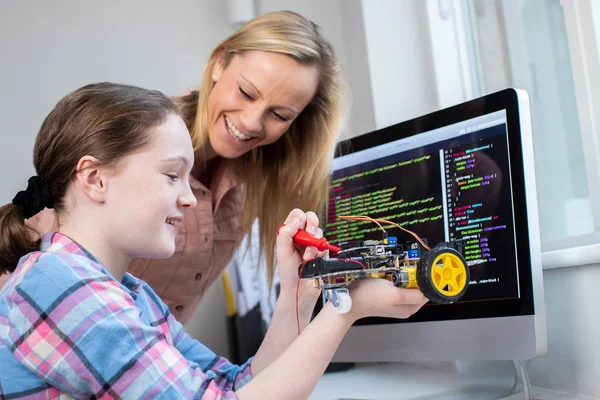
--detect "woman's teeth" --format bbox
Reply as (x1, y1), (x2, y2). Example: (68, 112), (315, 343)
(226, 117), (252, 141)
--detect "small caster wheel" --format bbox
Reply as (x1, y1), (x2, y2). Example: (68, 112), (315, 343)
(330, 288), (352, 314)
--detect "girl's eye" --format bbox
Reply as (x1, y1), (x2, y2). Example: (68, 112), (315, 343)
(272, 111), (289, 122)
(166, 174), (178, 182)
(239, 87), (253, 100)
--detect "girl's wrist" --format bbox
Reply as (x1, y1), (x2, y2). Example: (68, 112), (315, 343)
(321, 301), (357, 329)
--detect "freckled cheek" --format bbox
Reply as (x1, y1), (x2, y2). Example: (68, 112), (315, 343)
(124, 178), (163, 203)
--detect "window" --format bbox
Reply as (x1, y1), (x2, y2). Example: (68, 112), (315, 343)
(425, 0), (600, 268)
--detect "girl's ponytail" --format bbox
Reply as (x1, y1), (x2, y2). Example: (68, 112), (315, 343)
(0, 176), (53, 274)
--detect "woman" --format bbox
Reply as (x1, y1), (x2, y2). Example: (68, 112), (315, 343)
(3, 11), (347, 324)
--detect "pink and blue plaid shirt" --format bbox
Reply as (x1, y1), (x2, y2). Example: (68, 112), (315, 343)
(0, 232), (252, 399)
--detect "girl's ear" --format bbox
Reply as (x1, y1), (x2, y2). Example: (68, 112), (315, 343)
(74, 155), (108, 204)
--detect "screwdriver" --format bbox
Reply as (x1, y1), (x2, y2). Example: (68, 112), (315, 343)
(277, 224), (342, 252)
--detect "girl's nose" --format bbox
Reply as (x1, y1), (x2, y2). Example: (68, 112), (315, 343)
(179, 183), (197, 209)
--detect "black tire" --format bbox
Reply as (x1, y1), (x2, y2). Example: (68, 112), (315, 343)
(416, 246), (469, 304)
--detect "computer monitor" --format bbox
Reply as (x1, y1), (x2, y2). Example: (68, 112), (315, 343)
(326, 88), (546, 363)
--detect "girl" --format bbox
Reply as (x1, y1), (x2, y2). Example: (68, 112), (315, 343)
(0, 83), (427, 399)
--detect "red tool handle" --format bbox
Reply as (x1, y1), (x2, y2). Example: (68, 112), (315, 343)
(277, 224), (341, 252)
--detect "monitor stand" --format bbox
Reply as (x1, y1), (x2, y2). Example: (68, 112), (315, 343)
(407, 360), (522, 400)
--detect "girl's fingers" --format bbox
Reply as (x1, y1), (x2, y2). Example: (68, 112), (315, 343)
(277, 218), (302, 258)
(305, 211), (319, 235)
(283, 208), (307, 230)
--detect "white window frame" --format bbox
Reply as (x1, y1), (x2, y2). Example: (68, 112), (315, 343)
(424, 0), (600, 269)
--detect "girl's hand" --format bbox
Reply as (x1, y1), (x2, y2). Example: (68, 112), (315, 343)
(276, 209), (324, 302)
(347, 278), (429, 322)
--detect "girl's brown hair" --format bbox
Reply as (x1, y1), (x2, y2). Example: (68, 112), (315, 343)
(179, 11), (349, 284)
(0, 82), (180, 274)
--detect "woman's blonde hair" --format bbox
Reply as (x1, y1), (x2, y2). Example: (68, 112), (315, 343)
(179, 11), (348, 284)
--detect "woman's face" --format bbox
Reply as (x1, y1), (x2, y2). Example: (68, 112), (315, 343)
(207, 50), (319, 159)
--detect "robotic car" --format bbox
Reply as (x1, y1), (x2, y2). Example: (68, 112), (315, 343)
(299, 235), (472, 314)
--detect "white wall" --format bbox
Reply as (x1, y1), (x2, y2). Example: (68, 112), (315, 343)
(339, 0), (377, 139)
(527, 265), (600, 397)
(361, 0), (438, 129)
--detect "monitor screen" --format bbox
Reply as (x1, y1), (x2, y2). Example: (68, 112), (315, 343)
(323, 89), (546, 361)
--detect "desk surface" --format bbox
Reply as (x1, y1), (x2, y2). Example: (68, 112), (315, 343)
(308, 362), (456, 400)
(308, 362), (596, 400)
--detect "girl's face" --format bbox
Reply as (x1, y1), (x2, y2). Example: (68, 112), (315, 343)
(207, 50), (319, 159)
(105, 114), (197, 259)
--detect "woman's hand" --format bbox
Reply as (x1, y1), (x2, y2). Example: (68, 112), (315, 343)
(276, 209), (324, 303)
(347, 278), (429, 322)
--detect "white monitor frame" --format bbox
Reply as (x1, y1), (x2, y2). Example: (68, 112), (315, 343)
(330, 89), (546, 362)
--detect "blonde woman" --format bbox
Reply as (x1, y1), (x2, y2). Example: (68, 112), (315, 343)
(4, 11), (347, 331)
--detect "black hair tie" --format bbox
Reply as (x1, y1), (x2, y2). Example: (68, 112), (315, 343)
(12, 176), (54, 219)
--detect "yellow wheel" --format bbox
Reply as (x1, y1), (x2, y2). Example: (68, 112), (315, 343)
(417, 246), (469, 304)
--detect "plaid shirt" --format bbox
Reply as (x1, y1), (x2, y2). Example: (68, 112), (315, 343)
(0, 233), (252, 399)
